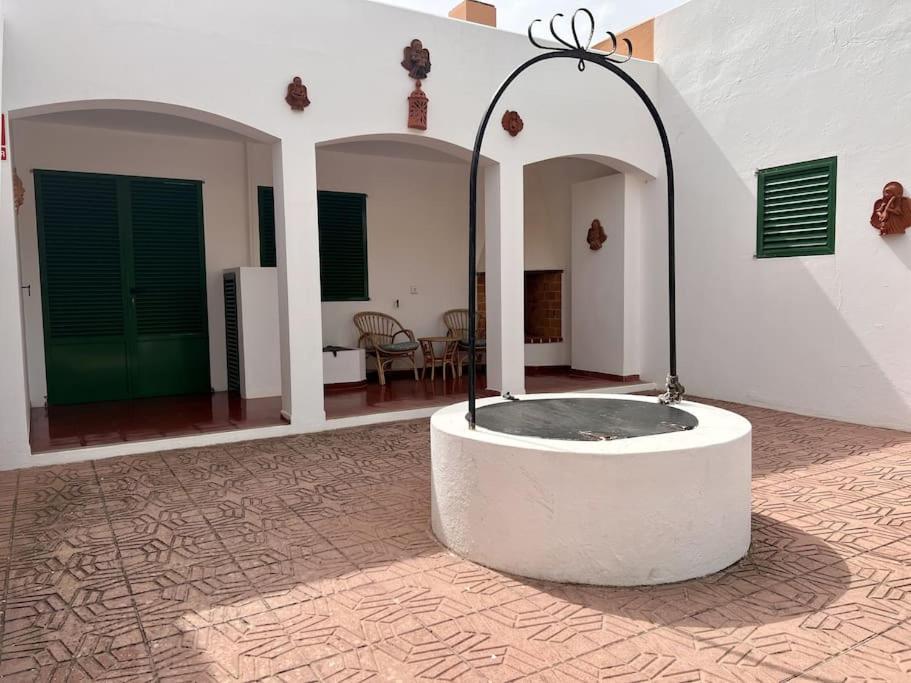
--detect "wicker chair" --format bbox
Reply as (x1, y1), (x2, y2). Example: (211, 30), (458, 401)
(443, 308), (486, 377)
(353, 311), (420, 385)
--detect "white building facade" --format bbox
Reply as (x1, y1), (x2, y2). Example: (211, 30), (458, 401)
(0, 0), (908, 468)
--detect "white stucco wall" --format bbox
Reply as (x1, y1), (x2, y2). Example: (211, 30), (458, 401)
(657, 0), (911, 429)
(571, 174), (634, 376)
(12, 119), (255, 406)
(0, 0), (665, 465)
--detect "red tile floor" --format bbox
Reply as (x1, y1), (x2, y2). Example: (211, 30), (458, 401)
(3, 399), (911, 680)
(323, 371), (635, 419)
(29, 393), (285, 453)
(29, 372), (636, 453)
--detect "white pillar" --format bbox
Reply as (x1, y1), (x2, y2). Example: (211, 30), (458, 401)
(484, 162), (525, 395)
(272, 137), (325, 426)
(0, 49), (33, 467)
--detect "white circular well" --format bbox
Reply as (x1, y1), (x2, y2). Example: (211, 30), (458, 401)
(430, 393), (752, 585)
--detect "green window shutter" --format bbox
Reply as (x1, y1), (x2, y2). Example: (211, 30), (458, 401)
(130, 178), (207, 335)
(756, 157), (837, 258)
(317, 191), (368, 301)
(36, 172), (124, 338)
(258, 186), (277, 267)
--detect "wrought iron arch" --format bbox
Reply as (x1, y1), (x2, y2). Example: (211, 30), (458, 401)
(466, 8), (685, 428)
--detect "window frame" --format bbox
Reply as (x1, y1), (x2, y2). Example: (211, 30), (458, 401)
(317, 190), (369, 302)
(755, 156), (837, 259)
(257, 185), (276, 268)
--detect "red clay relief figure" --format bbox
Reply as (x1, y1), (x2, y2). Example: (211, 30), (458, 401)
(871, 181), (911, 235)
(285, 76), (310, 111)
(587, 219), (607, 250)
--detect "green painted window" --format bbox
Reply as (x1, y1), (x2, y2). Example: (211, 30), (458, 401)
(317, 191), (368, 301)
(756, 157), (837, 258)
(257, 186), (276, 267)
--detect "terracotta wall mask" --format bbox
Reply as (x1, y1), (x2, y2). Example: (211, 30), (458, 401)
(587, 219), (607, 250)
(285, 76), (311, 111)
(501, 110), (524, 137)
(870, 181), (911, 236)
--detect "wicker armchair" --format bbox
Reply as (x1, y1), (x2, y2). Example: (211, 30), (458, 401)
(353, 311), (420, 385)
(442, 308), (486, 377)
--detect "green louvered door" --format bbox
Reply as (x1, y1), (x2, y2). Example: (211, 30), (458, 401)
(36, 172), (130, 404)
(36, 171), (210, 405)
(127, 178), (210, 398)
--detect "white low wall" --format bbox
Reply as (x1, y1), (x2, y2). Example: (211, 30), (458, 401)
(431, 393), (752, 585)
(232, 267), (281, 399)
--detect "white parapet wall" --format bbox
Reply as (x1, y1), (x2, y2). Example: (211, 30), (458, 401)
(431, 393), (752, 585)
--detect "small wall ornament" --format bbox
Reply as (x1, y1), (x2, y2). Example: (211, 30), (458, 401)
(407, 81), (429, 131)
(870, 181), (911, 236)
(13, 169), (24, 214)
(401, 39), (431, 80)
(402, 39), (431, 131)
(586, 219), (607, 250)
(285, 76), (311, 111)
(501, 110), (524, 137)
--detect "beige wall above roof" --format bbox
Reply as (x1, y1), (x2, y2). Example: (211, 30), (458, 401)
(448, 0), (496, 27)
(595, 18), (654, 62)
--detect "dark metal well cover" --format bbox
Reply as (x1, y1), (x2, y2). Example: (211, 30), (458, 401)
(474, 398), (698, 441)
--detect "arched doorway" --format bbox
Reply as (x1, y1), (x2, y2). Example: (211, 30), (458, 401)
(311, 134), (495, 417)
(9, 102), (285, 450)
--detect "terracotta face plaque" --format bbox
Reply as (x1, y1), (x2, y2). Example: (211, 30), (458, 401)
(401, 39), (431, 80)
(870, 181), (911, 236)
(285, 76), (311, 111)
(587, 219), (606, 250)
(501, 110), (524, 137)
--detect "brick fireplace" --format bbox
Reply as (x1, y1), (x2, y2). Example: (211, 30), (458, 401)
(474, 270), (563, 344)
(524, 270), (563, 343)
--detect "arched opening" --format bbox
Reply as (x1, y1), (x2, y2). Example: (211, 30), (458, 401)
(523, 155), (650, 387)
(311, 134), (496, 418)
(10, 102), (285, 452)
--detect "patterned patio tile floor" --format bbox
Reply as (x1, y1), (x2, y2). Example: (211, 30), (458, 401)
(1, 400), (910, 681)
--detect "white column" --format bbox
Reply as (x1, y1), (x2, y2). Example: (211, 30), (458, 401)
(484, 162), (525, 395)
(272, 137), (325, 426)
(0, 103), (31, 467)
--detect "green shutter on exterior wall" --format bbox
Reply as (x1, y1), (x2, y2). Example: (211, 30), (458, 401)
(317, 191), (368, 301)
(257, 186), (277, 267)
(756, 157), (837, 258)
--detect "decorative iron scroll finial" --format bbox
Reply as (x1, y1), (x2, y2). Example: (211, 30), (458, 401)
(527, 8), (632, 71)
